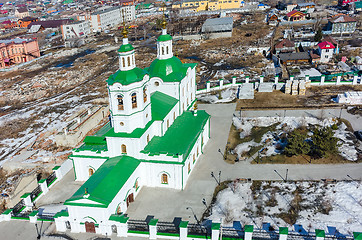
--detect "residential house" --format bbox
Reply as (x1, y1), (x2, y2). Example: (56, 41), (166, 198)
(18, 16), (38, 28)
(275, 38), (295, 54)
(266, 9), (280, 25)
(338, 0), (358, 6)
(15, 7), (29, 19)
(296, 2), (315, 13)
(318, 41), (335, 63)
(61, 21), (91, 40)
(1, 20), (18, 29)
(28, 19), (73, 33)
(172, 0), (243, 12)
(0, 38), (40, 69)
(286, 10), (306, 21)
(328, 14), (357, 34)
(279, 52), (310, 65)
(258, 3), (268, 9)
(322, 35), (339, 54)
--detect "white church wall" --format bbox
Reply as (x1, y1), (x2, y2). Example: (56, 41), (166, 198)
(149, 77), (179, 100)
(143, 161), (183, 189)
(161, 103), (179, 136)
(72, 157), (107, 181)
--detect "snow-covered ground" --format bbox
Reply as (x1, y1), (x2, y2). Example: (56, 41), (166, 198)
(208, 180), (362, 236)
(198, 88), (237, 103)
(232, 116), (359, 161)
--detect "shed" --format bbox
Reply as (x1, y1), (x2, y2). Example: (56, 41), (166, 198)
(201, 17), (233, 33)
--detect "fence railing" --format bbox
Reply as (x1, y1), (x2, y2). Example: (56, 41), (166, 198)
(157, 221), (179, 235)
(128, 219), (149, 232)
(188, 223), (209, 237)
(12, 199), (25, 215)
(30, 185), (42, 202)
(46, 172), (57, 186)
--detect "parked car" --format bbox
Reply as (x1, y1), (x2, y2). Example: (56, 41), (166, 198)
(354, 131), (362, 141)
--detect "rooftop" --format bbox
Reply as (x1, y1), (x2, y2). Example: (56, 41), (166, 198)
(64, 155), (140, 208)
(201, 17), (233, 33)
(318, 41), (335, 49)
(142, 110), (210, 160)
(279, 52), (310, 61)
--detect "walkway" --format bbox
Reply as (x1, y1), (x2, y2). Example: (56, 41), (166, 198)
(126, 103), (362, 222)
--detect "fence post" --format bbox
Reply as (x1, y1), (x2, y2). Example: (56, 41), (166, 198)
(211, 223), (221, 240)
(232, 76), (236, 86)
(206, 81), (210, 92)
(353, 74), (358, 85)
(29, 211), (38, 223)
(290, 75), (294, 81)
(1, 209), (12, 221)
(337, 75), (341, 85)
(320, 75), (325, 85)
(244, 225), (253, 240)
(245, 76), (250, 83)
(21, 193), (32, 208)
(53, 166), (63, 180)
(148, 219), (158, 239)
(274, 75), (279, 84)
(305, 75), (309, 82)
(315, 229), (325, 240)
(260, 75), (264, 83)
(179, 221), (188, 240)
(39, 179), (49, 194)
(279, 227), (288, 240)
(219, 79), (224, 89)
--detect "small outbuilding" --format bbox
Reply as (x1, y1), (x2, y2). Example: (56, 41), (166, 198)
(201, 17), (233, 39)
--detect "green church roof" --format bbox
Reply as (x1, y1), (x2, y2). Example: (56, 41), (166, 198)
(107, 67), (146, 86)
(64, 156), (140, 208)
(118, 43), (134, 53)
(148, 56), (188, 82)
(142, 110), (210, 160)
(157, 34), (172, 42)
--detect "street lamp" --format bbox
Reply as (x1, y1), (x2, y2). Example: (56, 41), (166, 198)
(211, 171), (221, 185)
(186, 207), (200, 225)
(218, 149), (226, 160)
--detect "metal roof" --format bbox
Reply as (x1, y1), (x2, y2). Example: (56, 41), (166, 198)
(201, 17), (233, 33)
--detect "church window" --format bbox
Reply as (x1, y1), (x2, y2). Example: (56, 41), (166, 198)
(120, 122), (124, 126)
(167, 119), (169, 128)
(121, 144), (127, 154)
(161, 174), (168, 184)
(154, 81), (159, 87)
(188, 163), (191, 173)
(131, 93), (137, 108)
(197, 147), (199, 156)
(112, 225), (117, 233)
(65, 221), (71, 230)
(116, 205), (122, 214)
(166, 46), (169, 54)
(135, 180), (139, 190)
(143, 87), (147, 103)
(132, 55), (135, 65)
(162, 47), (164, 55)
(117, 95), (124, 110)
(147, 134), (150, 143)
(89, 168), (94, 176)
(122, 57), (125, 68)
(173, 112), (176, 121)
(193, 154), (195, 163)
(127, 56), (130, 66)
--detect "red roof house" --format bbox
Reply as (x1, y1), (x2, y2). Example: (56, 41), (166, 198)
(286, 10), (306, 21)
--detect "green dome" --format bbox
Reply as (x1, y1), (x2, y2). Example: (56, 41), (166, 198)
(157, 34), (172, 42)
(148, 56), (187, 82)
(118, 43), (134, 53)
(107, 67), (146, 86)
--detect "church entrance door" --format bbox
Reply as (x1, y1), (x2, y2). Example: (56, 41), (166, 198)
(126, 193), (134, 207)
(85, 221), (96, 233)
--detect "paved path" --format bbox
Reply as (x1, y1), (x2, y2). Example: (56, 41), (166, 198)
(126, 103), (362, 223)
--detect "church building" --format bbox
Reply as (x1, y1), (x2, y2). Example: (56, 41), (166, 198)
(54, 20), (210, 235)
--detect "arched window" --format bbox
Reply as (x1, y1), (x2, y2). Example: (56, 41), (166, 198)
(121, 144), (127, 154)
(166, 46), (169, 54)
(135, 179), (139, 190)
(197, 147), (199, 156)
(127, 56), (130, 66)
(112, 224), (118, 233)
(161, 174), (168, 184)
(188, 163), (191, 173)
(122, 57), (125, 68)
(132, 55), (135, 65)
(167, 119), (169, 128)
(131, 93), (137, 108)
(147, 134), (150, 143)
(162, 47), (164, 55)
(116, 205), (122, 214)
(89, 168), (94, 176)
(173, 112), (176, 121)
(117, 94), (124, 110)
(143, 87), (147, 103)
(193, 154), (196, 163)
